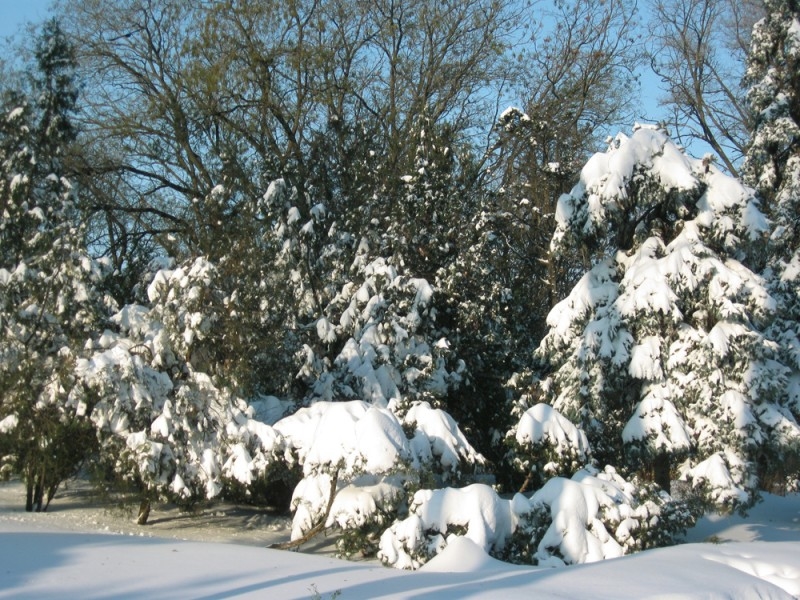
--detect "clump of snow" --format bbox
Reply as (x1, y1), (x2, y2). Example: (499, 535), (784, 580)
(680, 452), (751, 508)
(511, 404), (590, 456)
(275, 401), (414, 479)
(420, 535), (521, 573)
(403, 401), (485, 477)
(245, 394), (294, 425)
(622, 385), (692, 453)
(0, 415), (18, 434)
(506, 403), (591, 484)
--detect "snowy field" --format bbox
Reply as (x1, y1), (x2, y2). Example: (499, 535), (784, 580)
(1, 480), (800, 599)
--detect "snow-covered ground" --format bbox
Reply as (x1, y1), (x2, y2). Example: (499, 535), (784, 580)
(1, 480), (799, 599)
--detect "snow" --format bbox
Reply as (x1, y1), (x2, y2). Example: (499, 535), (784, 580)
(2, 480), (799, 599)
(680, 452), (750, 507)
(623, 386), (693, 450)
(274, 400), (412, 477)
(512, 403), (590, 458)
(378, 484), (525, 569)
(0, 414), (18, 434)
(532, 475), (624, 565)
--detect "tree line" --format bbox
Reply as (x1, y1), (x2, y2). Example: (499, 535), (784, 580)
(1, 0), (798, 556)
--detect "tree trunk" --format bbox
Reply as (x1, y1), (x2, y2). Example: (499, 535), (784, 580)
(137, 497), (151, 525)
(653, 452), (671, 494)
(25, 478), (34, 513)
(44, 482), (60, 512)
(33, 469), (45, 512)
(270, 469), (339, 550)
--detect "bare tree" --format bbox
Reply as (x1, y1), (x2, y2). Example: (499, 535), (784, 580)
(648, 0), (764, 175)
(482, 0), (645, 321)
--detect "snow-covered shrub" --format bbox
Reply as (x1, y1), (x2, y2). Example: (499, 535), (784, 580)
(77, 302), (285, 520)
(527, 125), (800, 509)
(378, 464), (693, 571)
(273, 400), (485, 556)
(530, 466), (693, 566)
(506, 403), (591, 490)
(378, 484), (532, 570)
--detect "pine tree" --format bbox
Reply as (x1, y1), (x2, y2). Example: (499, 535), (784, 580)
(77, 256), (289, 524)
(0, 20), (105, 511)
(527, 125), (799, 508)
(742, 0), (800, 489)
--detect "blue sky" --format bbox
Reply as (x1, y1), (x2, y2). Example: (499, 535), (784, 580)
(0, 0), (54, 42)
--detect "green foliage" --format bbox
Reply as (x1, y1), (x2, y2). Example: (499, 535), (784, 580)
(493, 503), (550, 565)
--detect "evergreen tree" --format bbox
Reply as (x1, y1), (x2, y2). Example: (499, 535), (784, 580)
(742, 0), (800, 489)
(0, 20), (105, 511)
(526, 126), (799, 508)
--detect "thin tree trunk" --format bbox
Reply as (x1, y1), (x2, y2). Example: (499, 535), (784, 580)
(653, 452), (671, 495)
(518, 469), (536, 494)
(33, 468), (45, 512)
(137, 497), (151, 525)
(25, 477), (34, 513)
(44, 482), (60, 512)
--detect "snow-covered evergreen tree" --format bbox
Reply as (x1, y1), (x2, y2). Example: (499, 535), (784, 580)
(296, 255), (465, 409)
(76, 258), (286, 523)
(743, 0), (800, 491)
(528, 125), (800, 508)
(0, 20), (108, 512)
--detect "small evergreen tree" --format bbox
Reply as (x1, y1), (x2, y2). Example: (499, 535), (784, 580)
(77, 257), (286, 523)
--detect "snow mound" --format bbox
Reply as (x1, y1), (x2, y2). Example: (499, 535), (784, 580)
(378, 483), (529, 570)
(420, 535), (522, 573)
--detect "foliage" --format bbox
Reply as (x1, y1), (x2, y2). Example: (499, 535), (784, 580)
(0, 20), (107, 512)
(527, 125), (800, 508)
(742, 0), (800, 491)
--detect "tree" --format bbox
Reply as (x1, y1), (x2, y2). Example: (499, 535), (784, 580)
(742, 0), (800, 489)
(77, 258), (287, 524)
(526, 125), (799, 508)
(648, 0), (765, 175)
(58, 0), (519, 256)
(53, 0), (523, 407)
(0, 20), (106, 511)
